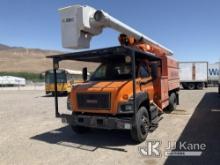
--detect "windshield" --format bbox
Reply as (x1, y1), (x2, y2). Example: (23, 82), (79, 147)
(45, 72), (67, 83)
(90, 62), (132, 81)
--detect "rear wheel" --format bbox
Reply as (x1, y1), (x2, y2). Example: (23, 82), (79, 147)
(187, 83), (195, 90)
(52, 92), (57, 97)
(52, 91), (61, 97)
(181, 83), (187, 89)
(167, 93), (177, 111)
(196, 83), (203, 90)
(130, 106), (150, 143)
(182, 85), (187, 90)
(218, 84), (220, 94)
(63, 91), (68, 96)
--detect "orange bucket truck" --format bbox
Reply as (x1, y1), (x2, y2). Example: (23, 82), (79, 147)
(48, 5), (180, 142)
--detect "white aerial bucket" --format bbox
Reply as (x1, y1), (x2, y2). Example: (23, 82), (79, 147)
(59, 5), (102, 49)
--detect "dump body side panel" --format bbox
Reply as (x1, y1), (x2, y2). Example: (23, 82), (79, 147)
(167, 56), (180, 91)
(153, 55), (179, 109)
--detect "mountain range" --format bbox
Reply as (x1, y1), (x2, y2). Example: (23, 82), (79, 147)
(0, 44), (98, 73)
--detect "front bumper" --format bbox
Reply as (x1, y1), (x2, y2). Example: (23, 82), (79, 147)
(60, 114), (132, 130)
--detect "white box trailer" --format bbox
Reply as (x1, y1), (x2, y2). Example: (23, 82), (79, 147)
(179, 62), (208, 89)
(218, 79), (220, 94)
(213, 62), (220, 93)
(0, 76), (26, 86)
(208, 63), (220, 81)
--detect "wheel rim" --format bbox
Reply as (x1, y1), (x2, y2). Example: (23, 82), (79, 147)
(197, 84), (203, 89)
(188, 84), (195, 89)
(140, 115), (149, 135)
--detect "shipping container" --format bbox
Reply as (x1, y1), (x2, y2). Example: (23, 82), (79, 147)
(208, 63), (220, 81)
(179, 62), (208, 89)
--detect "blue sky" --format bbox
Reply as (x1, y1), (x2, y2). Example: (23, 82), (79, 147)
(0, 0), (219, 63)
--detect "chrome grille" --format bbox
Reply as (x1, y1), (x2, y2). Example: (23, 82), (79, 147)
(77, 93), (111, 110)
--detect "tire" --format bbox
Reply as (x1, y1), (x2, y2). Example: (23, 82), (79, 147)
(64, 91), (68, 96)
(167, 93), (177, 111)
(52, 91), (60, 97)
(70, 125), (90, 134)
(181, 83), (187, 89)
(130, 106), (150, 143)
(187, 83), (195, 90)
(182, 86), (187, 90)
(196, 83), (203, 90)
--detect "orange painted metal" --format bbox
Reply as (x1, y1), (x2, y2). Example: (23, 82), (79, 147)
(71, 77), (155, 114)
(70, 34), (179, 113)
(131, 39), (179, 109)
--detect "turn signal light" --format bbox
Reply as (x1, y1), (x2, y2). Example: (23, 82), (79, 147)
(123, 94), (129, 100)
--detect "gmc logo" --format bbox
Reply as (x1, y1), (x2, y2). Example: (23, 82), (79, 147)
(86, 99), (98, 104)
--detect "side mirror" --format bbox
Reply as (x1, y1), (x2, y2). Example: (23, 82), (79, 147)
(151, 63), (158, 80)
(82, 67), (88, 82)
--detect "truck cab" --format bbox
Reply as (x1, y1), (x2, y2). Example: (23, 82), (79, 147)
(49, 46), (179, 143)
(71, 59), (153, 114)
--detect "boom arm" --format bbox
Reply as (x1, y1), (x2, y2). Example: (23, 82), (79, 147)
(59, 5), (173, 56)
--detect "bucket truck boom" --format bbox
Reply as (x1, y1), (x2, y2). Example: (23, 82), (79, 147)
(59, 5), (173, 56)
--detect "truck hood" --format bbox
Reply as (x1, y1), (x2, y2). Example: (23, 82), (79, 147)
(74, 81), (129, 91)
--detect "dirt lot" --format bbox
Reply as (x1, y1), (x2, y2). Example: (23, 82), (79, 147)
(0, 87), (220, 165)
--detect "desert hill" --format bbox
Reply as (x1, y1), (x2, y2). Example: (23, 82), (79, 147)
(0, 44), (98, 73)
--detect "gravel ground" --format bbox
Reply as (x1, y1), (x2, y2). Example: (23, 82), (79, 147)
(0, 87), (219, 165)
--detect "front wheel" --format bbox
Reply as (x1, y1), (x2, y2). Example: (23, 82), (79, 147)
(130, 106), (150, 143)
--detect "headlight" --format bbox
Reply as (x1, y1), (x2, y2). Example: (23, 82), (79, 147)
(118, 102), (134, 113)
(123, 104), (133, 111)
